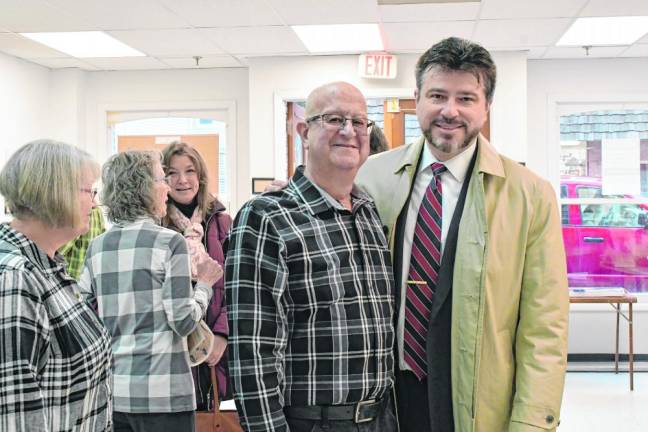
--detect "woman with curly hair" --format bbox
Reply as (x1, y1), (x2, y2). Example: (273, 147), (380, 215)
(79, 150), (222, 432)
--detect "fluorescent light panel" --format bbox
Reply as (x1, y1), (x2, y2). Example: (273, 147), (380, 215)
(292, 24), (383, 53)
(378, 0), (479, 3)
(20, 31), (145, 58)
(557, 16), (648, 46)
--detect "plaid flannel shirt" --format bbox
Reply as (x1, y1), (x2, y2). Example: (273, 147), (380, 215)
(59, 207), (105, 280)
(0, 223), (113, 432)
(79, 217), (212, 413)
(226, 168), (395, 432)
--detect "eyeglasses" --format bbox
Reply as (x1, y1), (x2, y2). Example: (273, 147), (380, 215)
(80, 188), (98, 199)
(154, 176), (170, 185)
(306, 113), (375, 136)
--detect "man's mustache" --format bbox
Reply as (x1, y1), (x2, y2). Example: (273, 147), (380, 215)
(432, 118), (467, 128)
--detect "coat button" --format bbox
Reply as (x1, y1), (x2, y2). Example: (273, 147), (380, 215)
(545, 415), (555, 424)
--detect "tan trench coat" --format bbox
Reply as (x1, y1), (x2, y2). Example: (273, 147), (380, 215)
(356, 135), (569, 431)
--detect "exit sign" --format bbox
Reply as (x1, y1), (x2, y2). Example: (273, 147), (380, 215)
(358, 53), (397, 79)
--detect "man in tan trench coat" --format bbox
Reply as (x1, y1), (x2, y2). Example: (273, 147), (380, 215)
(356, 37), (569, 432)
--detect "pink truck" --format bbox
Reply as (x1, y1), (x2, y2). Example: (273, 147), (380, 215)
(560, 176), (648, 293)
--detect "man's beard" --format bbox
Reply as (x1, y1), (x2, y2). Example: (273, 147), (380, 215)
(422, 118), (479, 155)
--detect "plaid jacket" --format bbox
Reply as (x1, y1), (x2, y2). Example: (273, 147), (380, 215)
(79, 218), (212, 413)
(59, 207), (105, 280)
(226, 168), (395, 432)
(0, 223), (113, 432)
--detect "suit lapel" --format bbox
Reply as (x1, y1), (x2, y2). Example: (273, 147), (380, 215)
(392, 154), (423, 302)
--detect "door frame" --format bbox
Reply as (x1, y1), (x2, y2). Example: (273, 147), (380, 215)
(93, 99), (238, 209)
(273, 88), (416, 179)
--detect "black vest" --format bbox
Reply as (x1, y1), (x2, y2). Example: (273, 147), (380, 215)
(393, 147), (477, 431)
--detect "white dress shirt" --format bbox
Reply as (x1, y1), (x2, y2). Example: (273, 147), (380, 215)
(398, 138), (477, 371)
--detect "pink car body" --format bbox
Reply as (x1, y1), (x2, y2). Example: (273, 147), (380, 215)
(561, 176), (648, 293)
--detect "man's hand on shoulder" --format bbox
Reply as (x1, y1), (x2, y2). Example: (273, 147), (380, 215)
(264, 179), (288, 193)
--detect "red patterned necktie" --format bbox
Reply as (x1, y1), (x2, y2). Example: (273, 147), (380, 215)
(404, 162), (446, 380)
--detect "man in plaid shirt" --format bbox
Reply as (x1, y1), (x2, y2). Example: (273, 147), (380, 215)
(226, 82), (396, 432)
(59, 206), (105, 280)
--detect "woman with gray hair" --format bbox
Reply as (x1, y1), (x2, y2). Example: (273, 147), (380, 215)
(79, 150), (222, 432)
(0, 139), (112, 432)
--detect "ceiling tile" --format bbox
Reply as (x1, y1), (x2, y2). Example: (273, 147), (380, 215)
(83, 56), (170, 70)
(27, 57), (98, 70)
(523, 46), (549, 59)
(0, 0), (96, 32)
(0, 33), (67, 59)
(109, 29), (224, 56)
(46, 0), (188, 30)
(201, 26), (307, 55)
(480, 0), (587, 19)
(543, 45), (627, 59)
(233, 56), (250, 66)
(379, 2), (480, 22)
(619, 44), (648, 58)
(383, 21), (475, 52)
(580, 0), (648, 17)
(473, 18), (572, 48)
(266, 0), (380, 25)
(159, 56), (243, 68)
(489, 46), (549, 59)
(158, 0), (283, 27)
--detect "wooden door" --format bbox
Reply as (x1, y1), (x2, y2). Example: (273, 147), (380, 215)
(286, 102), (306, 177)
(383, 98), (490, 149)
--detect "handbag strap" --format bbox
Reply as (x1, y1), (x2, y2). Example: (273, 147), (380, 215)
(210, 366), (222, 415)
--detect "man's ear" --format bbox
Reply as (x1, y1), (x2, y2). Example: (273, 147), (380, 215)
(414, 88), (419, 103)
(296, 121), (309, 148)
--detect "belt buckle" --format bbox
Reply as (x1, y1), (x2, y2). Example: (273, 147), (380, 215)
(354, 399), (376, 424)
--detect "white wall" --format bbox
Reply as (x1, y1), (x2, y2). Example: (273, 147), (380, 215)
(48, 68), (87, 147)
(0, 52), (50, 221)
(528, 57), (648, 354)
(248, 51), (528, 180)
(489, 51), (527, 164)
(0, 52), (50, 160)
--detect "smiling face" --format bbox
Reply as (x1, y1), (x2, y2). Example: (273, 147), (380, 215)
(298, 83), (370, 177)
(415, 67), (489, 161)
(166, 155), (200, 205)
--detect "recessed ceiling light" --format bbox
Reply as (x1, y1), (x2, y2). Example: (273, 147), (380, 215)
(20, 31), (145, 58)
(557, 16), (648, 46)
(292, 24), (383, 53)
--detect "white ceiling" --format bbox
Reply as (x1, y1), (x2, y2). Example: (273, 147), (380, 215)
(0, 0), (647, 71)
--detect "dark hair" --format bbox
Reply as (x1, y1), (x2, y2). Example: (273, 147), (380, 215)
(369, 126), (389, 155)
(415, 37), (497, 103)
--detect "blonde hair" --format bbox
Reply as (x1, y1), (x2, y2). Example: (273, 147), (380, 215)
(0, 139), (98, 228)
(161, 141), (215, 225)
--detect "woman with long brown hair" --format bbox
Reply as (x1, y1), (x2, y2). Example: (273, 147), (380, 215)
(162, 141), (232, 408)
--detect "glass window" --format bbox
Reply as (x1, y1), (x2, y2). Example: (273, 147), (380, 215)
(559, 109), (648, 293)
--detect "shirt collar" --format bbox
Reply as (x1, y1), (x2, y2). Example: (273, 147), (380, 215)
(113, 216), (157, 228)
(0, 223), (67, 275)
(291, 166), (373, 215)
(418, 136), (478, 183)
